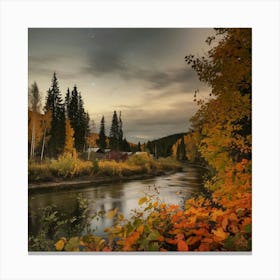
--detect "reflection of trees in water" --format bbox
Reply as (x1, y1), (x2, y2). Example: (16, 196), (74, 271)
(29, 165), (205, 241)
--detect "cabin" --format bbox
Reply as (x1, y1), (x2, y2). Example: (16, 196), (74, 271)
(87, 147), (111, 160)
(106, 150), (129, 162)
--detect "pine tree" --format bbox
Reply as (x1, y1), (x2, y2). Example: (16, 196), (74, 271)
(68, 86), (89, 152)
(44, 73), (65, 157)
(118, 111), (123, 150)
(109, 111), (119, 150)
(97, 115), (107, 151)
(122, 138), (131, 152)
(65, 88), (71, 117)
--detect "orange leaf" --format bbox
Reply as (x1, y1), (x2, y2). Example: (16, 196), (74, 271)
(198, 242), (210, 251)
(177, 240), (189, 251)
(165, 238), (178, 245)
(157, 235), (164, 242)
(212, 227), (229, 242)
(222, 217), (228, 231)
(229, 213), (238, 221)
(137, 225), (144, 234)
(186, 235), (201, 245)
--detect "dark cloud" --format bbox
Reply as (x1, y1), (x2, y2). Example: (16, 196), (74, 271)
(29, 28), (214, 142)
(141, 68), (204, 91)
(118, 101), (196, 142)
(88, 49), (127, 75)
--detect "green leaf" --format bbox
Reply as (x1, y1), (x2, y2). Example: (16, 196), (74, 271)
(64, 237), (80, 251)
(147, 230), (160, 241)
(244, 223), (252, 233)
(147, 241), (159, 251)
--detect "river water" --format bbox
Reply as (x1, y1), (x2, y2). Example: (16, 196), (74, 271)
(28, 165), (204, 238)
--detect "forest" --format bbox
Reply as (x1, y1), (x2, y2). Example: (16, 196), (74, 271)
(28, 28), (251, 252)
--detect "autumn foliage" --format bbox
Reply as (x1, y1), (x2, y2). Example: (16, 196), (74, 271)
(52, 28), (252, 252)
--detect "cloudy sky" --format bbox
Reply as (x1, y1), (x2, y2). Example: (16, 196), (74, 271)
(28, 28), (213, 143)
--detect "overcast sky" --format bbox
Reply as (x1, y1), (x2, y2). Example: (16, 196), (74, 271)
(28, 28), (213, 143)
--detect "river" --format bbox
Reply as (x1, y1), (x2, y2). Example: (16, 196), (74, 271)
(28, 164), (204, 238)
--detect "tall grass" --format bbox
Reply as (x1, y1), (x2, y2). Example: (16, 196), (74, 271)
(29, 153), (181, 182)
(49, 154), (93, 178)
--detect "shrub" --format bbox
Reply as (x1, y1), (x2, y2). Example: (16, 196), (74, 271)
(49, 154), (93, 178)
(157, 156), (181, 170)
(28, 162), (52, 181)
(97, 160), (142, 176)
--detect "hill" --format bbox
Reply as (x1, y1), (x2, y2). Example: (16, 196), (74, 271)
(144, 132), (188, 157)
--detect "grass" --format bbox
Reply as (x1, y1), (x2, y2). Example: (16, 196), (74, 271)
(29, 153), (182, 182)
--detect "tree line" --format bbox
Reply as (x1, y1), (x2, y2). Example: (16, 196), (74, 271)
(96, 111), (132, 152)
(28, 72), (133, 160)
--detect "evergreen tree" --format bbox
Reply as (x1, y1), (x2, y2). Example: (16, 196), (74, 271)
(65, 87), (71, 117)
(44, 73), (65, 157)
(97, 116), (107, 151)
(146, 141), (153, 154)
(109, 111), (119, 150)
(118, 111), (123, 150)
(68, 86), (89, 152)
(122, 138), (131, 152)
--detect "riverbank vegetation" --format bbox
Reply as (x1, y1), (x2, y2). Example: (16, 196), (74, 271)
(29, 28), (251, 252)
(28, 153), (181, 182)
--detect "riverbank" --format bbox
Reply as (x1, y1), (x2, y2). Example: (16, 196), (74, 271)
(29, 154), (182, 191)
(28, 169), (176, 192)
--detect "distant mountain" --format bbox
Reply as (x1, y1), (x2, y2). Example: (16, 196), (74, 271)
(144, 132), (188, 157)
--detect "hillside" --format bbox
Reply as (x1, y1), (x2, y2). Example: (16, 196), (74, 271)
(144, 132), (188, 157)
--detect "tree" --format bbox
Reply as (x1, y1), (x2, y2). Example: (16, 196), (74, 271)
(44, 73), (65, 158)
(186, 28), (251, 174)
(146, 141), (153, 154)
(28, 82), (42, 159)
(68, 86), (89, 152)
(109, 111), (119, 150)
(64, 118), (76, 156)
(40, 110), (52, 161)
(118, 111), (124, 150)
(65, 88), (71, 117)
(137, 142), (141, 152)
(122, 138), (131, 152)
(176, 137), (186, 161)
(97, 116), (107, 151)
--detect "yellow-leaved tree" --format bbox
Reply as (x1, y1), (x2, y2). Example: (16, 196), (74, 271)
(64, 118), (76, 157)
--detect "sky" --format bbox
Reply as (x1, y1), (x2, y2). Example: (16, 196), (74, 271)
(28, 28), (213, 144)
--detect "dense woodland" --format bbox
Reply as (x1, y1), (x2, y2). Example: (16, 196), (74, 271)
(29, 28), (252, 252)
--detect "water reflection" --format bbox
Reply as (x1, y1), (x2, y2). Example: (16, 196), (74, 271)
(29, 165), (204, 237)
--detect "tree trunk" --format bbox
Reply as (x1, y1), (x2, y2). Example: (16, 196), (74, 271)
(40, 123), (47, 161)
(30, 113), (36, 159)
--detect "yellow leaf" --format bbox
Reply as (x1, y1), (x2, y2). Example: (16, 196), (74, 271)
(55, 239), (65, 251)
(137, 225), (144, 234)
(212, 228), (229, 242)
(107, 208), (118, 219)
(138, 196), (148, 205)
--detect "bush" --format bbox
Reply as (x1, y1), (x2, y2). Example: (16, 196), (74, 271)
(97, 160), (142, 176)
(157, 156), (181, 170)
(28, 162), (52, 181)
(49, 154), (93, 178)
(127, 154), (160, 172)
